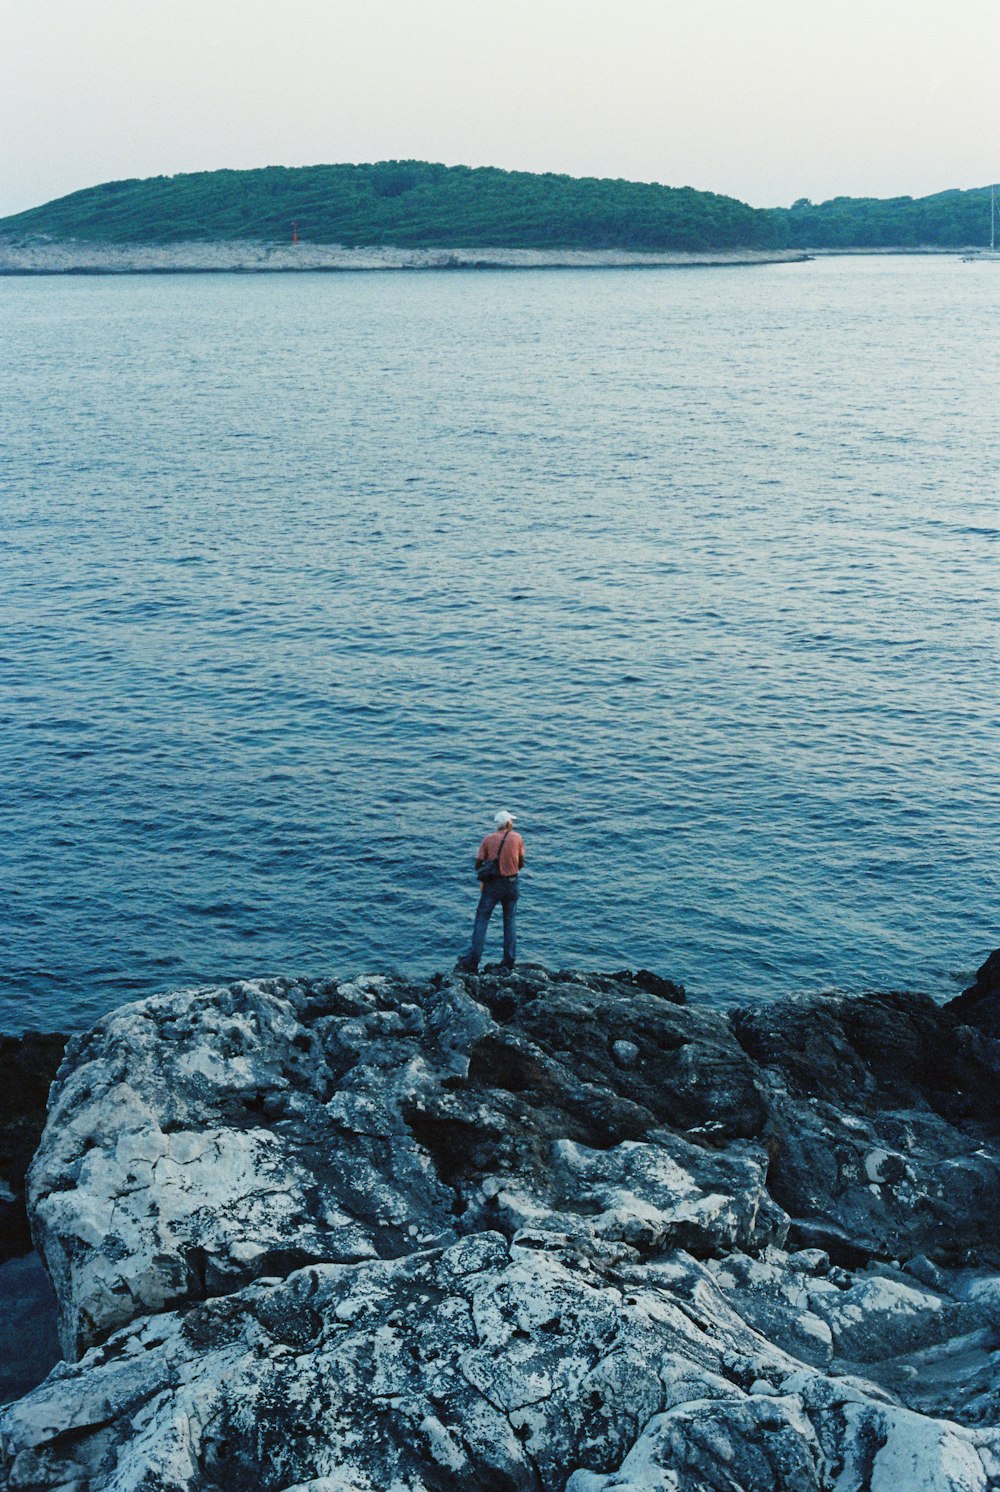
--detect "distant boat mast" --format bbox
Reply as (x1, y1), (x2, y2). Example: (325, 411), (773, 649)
(962, 185), (999, 261)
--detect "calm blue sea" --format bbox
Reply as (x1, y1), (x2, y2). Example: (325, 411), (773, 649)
(2, 257), (998, 1033)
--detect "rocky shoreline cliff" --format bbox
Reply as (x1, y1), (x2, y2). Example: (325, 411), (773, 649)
(2, 954), (1000, 1490)
(0, 240), (809, 275)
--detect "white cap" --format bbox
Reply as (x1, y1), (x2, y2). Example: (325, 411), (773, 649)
(493, 809), (516, 828)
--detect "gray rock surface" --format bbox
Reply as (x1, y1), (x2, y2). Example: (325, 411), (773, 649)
(3, 962), (1000, 1490)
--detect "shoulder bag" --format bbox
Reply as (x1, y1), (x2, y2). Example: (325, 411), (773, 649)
(476, 829), (511, 883)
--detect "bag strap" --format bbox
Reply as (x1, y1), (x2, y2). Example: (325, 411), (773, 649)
(494, 828), (511, 865)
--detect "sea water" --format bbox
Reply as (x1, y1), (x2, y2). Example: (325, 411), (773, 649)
(2, 256), (998, 1033)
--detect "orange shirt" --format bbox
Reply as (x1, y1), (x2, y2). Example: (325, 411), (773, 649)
(476, 829), (525, 877)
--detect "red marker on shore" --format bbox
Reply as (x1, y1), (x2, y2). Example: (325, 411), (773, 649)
(291, 222), (299, 244)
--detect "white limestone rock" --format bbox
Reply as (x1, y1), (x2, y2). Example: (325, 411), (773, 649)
(28, 975), (486, 1356)
(0, 238), (810, 275)
(6, 964), (1000, 1490)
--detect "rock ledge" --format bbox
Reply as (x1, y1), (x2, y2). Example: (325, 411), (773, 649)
(3, 960), (1000, 1491)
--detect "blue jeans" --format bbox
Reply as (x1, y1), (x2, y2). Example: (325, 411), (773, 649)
(463, 875), (519, 970)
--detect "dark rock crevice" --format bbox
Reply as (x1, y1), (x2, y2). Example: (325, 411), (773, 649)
(0, 1032), (66, 1262)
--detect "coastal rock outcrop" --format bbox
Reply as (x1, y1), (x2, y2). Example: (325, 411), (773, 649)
(947, 948), (1000, 1038)
(0, 239), (810, 276)
(3, 961), (1000, 1490)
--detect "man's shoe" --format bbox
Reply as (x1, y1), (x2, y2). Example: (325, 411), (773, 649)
(500, 961), (516, 972)
(453, 959), (477, 974)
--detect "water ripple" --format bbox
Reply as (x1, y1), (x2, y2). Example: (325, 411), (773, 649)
(1, 257), (998, 1030)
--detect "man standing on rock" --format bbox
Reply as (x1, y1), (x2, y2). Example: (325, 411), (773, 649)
(456, 810), (525, 973)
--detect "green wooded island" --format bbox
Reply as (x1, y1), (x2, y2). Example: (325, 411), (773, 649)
(0, 161), (995, 268)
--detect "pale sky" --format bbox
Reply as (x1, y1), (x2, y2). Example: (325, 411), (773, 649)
(2, 0), (998, 219)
